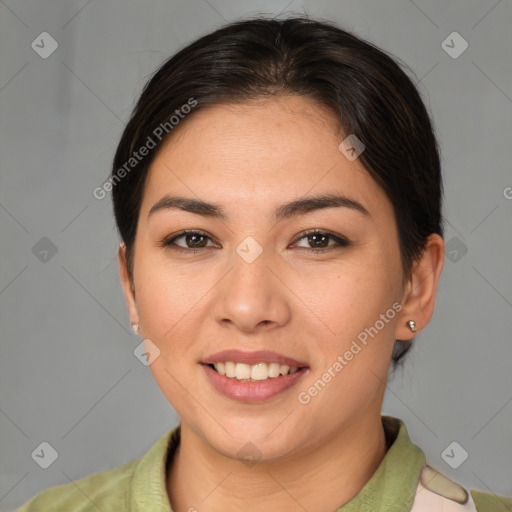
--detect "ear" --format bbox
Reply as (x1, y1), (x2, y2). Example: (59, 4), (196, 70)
(118, 243), (139, 329)
(395, 233), (445, 340)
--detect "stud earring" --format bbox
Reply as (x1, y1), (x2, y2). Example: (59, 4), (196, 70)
(131, 322), (140, 334)
(407, 320), (417, 332)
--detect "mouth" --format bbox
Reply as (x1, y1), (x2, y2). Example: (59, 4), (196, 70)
(204, 361), (303, 382)
(201, 350), (309, 403)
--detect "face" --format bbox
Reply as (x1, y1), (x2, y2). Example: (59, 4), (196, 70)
(120, 95), (410, 461)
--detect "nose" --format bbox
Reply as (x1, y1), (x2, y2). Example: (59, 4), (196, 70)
(212, 244), (292, 334)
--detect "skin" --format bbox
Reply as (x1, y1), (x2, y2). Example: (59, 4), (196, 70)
(118, 95), (444, 512)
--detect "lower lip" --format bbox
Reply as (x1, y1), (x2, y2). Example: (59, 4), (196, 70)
(202, 364), (308, 403)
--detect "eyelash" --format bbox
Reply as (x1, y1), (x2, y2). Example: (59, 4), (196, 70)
(160, 229), (350, 255)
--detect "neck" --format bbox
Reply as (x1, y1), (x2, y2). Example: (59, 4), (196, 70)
(167, 411), (388, 512)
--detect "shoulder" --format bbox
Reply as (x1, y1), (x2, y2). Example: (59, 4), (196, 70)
(15, 426), (179, 512)
(15, 457), (140, 511)
(470, 489), (512, 512)
(412, 464), (512, 512)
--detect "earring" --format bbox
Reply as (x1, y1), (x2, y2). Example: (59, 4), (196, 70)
(131, 322), (140, 334)
(407, 320), (417, 332)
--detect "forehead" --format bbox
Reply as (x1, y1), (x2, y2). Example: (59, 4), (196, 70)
(140, 96), (391, 221)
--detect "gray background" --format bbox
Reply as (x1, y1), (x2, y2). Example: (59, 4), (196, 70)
(1, 0), (511, 510)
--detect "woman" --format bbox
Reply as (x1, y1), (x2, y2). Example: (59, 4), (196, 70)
(17, 15), (511, 512)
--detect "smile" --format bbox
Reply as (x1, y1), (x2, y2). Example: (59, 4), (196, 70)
(210, 361), (300, 381)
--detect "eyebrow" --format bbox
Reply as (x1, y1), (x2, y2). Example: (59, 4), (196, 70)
(148, 193), (370, 221)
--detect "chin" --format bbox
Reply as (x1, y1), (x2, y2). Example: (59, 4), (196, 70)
(197, 414), (306, 461)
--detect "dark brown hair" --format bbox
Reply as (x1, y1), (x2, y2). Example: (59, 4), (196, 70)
(111, 15), (443, 368)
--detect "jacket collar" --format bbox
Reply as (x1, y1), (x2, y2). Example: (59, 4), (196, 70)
(130, 416), (426, 512)
(338, 416), (425, 512)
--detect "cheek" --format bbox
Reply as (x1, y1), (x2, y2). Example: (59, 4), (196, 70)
(296, 248), (400, 350)
(132, 258), (210, 417)
(132, 255), (210, 359)
(296, 267), (398, 421)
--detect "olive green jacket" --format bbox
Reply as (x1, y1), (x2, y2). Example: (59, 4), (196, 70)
(16, 416), (512, 511)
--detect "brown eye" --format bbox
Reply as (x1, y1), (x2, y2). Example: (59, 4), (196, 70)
(161, 230), (217, 253)
(293, 230), (350, 253)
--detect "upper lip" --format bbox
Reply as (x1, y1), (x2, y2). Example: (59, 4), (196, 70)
(202, 350), (308, 368)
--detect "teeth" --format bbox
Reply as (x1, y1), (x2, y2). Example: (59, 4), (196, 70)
(212, 362), (299, 381)
(268, 362), (281, 378)
(235, 363), (251, 380)
(225, 361), (236, 378)
(251, 363), (268, 381)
